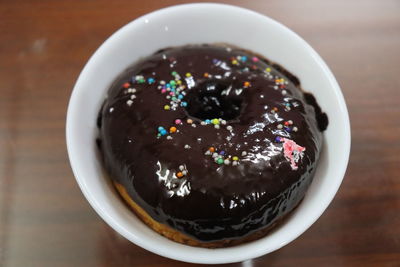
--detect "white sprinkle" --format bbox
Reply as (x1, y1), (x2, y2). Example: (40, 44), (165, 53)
(126, 100), (133, 106)
(191, 123), (197, 128)
(166, 136), (173, 140)
(201, 121), (206, 125)
(288, 120), (293, 125)
(226, 125), (233, 131)
(109, 107), (114, 113)
(277, 124), (283, 129)
(182, 170), (187, 176)
(224, 159), (230, 165)
(293, 126), (298, 132)
(214, 124), (220, 129)
(241, 151), (247, 156)
(130, 95), (136, 99)
(274, 86), (278, 90)
(166, 96), (171, 99)
(282, 90), (287, 95)
(221, 120), (227, 125)
(232, 161), (238, 166)
(205, 150), (211, 155)
(179, 165), (185, 171)
(160, 80), (166, 85)
(184, 144), (191, 149)
(212, 152), (219, 158)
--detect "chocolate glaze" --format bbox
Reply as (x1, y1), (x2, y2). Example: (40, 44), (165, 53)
(98, 45), (327, 243)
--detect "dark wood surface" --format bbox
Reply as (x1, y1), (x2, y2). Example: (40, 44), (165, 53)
(1, 0), (399, 266)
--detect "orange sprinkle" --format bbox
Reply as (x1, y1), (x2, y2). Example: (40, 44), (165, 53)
(123, 82), (130, 88)
(273, 107), (278, 112)
(169, 126), (177, 133)
(204, 72), (209, 78)
(176, 172), (184, 178)
(244, 81), (251, 87)
(208, 147), (215, 153)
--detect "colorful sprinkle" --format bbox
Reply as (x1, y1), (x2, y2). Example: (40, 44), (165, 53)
(175, 119), (182, 125)
(187, 119), (193, 124)
(266, 67), (271, 72)
(212, 118), (220, 125)
(232, 156), (239, 161)
(164, 105), (170, 110)
(217, 158), (224, 164)
(169, 126), (177, 133)
(208, 147), (215, 153)
(204, 72), (209, 78)
(252, 56), (259, 62)
(244, 81), (251, 88)
(148, 78), (155, 84)
(176, 172), (184, 178)
(123, 82), (130, 88)
(185, 73), (192, 77)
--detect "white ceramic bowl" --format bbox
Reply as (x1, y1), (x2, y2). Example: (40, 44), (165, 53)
(66, 3), (350, 264)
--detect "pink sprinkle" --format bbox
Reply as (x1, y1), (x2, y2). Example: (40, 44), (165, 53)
(169, 92), (174, 96)
(175, 119), (182, 125)
(252, 56), (259, 62)
(282, 138), (305, 170)
(161, 89), (167, 94)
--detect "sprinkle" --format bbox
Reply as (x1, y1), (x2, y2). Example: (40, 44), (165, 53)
(232, 156), (239, 161)
(179, 165), (185, 171)
(169, 126), (177, 133)
(178, 94), (184, 99)
(214, 124), (220, 129)
(293, 126), (298, 132)
(219, 151), (226, 156)
(241, 151), (247, 156)
(191, 123), (197, 128)
(232, 59), (238, 65)
(123, 82), (130, 88)
(288, 120), (293, 125)
(205, 119), (211, 124)
(201, 121), (206, 125)
(224, 159), (230, 165)
(208, 147), (215, 153)
(148, 78), (155, 84)
(252, 56), (259, 62)
(184, 144), (191, 149)
(160, 129), (167, 136)
(161, 89), (167, 94)
(217, 158), (224, 164)
(244, 81), (251, 88)
(282, 90), (287, 95)
(204, 72), (209, 78)
(166, 136), (173, 140)
(220, 120), (227, 125)
(284, 121), (290, 126)
(187, 119), (193, 124)
(126, 100), (133, 106)
(176, 172), (184, 178)
(205, 150), (211, 155)
(170, 80), (176, 87)
(212, 118), (220, 125)
(241, 56), (247, 62)
(181, 102), (188, 107)
(185, 73), (192, 77)
(175, 119), (182, 125)
(130, 95), (136, 100)
(232, 161), (238, 166)
(266, 67), (271, 72)
(171, 71), (178, 76)
(212, 152), (219, 158)
(277, 124), (283, 129)
(275, 136), (281, 142)
(226, 125), (233, 131)
(164, 105), (170, 110)
(158, 126), (164, 131)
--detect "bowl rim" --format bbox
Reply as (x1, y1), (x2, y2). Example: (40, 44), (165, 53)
(66, 2), (351, 264)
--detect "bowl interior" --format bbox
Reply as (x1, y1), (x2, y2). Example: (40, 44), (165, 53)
(66, 3), (350, 264)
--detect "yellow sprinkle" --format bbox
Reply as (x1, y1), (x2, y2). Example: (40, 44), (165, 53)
(212, 118), (219, 125)
(177, 80), (182, 85)
(186, 73), (192, 77)
(266, 67), (271, 72)
(232, 156), (239, 161)
(164, 105), (170, 110)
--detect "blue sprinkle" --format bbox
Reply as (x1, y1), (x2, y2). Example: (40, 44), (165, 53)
(166, 84), (171, 88)
(158, 126), (164, 132)
(212, 59), (219, 64)
(275, 136), (281, 142)
(219, 151), (226, 156)
(205, 119), (211, 124)
(181, 102), (188, 107)
(285, 127), (292, 132)
(160, 129), (167, 136)
(241, 56), (247, 62)
(178, 94), (184, 99)
(148, 78), (155, 84)
(171, 88), (175, 92)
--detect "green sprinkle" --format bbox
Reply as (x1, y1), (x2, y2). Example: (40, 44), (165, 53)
(217, 158), (224, 164)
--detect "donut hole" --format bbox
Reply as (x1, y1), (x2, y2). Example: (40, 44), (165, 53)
(185, 79), (243, 121)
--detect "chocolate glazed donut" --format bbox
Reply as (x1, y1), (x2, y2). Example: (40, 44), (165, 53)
(97, 45), (328, 247)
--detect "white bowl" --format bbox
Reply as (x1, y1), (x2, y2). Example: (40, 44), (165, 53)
(66, 3), (350, 264)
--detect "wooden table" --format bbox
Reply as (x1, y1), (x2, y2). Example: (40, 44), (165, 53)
(1, 0), (399, 266)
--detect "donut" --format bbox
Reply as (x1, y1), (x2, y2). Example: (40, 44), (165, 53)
(97, 44), (328, 247)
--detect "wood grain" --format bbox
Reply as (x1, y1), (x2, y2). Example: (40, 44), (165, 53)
(1, 0), (399, 266)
